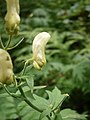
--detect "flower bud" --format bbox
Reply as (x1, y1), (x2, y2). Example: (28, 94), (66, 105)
(5, 0), (20, 35)
(0, 49), (13, 85)
(15, 0), (20, 14)
(32, 32), (50, 70)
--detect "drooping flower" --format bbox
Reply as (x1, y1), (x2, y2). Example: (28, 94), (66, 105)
(0, 49), (13, 84)
(32, 32), (51, 70)
(5, 0), (20, 35)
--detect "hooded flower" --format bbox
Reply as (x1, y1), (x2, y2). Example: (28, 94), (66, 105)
(32, 32), (50, 70)
(0, 49), (13, 84)
(5, 0), (20, 35)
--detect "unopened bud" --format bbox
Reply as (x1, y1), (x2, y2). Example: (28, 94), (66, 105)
(0, 49), (13, 85)
(5, 0), (20, 35)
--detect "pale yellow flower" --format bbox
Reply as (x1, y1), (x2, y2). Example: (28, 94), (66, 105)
(5, 0), (20, 35)
(0, 49), (13, 84)
(32, 32), (51, 70)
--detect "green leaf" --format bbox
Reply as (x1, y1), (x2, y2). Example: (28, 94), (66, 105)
(34, 85), (46, 90)
(26, 76), (34, 92)
(60, 109), (87, 120)
(72, 62), (86, 81)
(16, 86), (30, 95)
(33, 94), (49, 111)
(18, 101), (40, 120)
(39, 108), (52, 120)
(56, 113), (63, 120)
(46, 87), (69, 110)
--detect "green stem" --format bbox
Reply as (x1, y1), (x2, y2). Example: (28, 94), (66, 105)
(0, 36), (5, 49)
(16, 59), (51, 120)
(18, 85), (51, 120)
(47, 115), (51, 120)
(22, 62), (27, 75)
(7, 37), (24, 50)
(5, 35), (12, 50)
(17, 83), (51, 120)
(22, 58), (33, 75)
(3, 82), (50, 120)
(17, 85), (42, 112)
(3, 84), (19, 98)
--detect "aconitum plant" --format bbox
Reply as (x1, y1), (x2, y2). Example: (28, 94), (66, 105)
(0, 1), (87, 120)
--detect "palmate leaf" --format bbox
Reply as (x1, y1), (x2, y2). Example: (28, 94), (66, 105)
(46, 87), (69, 110)
(56, 113), (63, 120)
(50, 62), (63, 71)
(0, 93), (41, 120)
(33, 87), (68, 111)
(33, 94), (49, 111)
(72, 62), (86, 82)
(60, 109), (87, 120)
(0, 87), (87, 120)
(26, 77), (34, 92)
(72, 59), (90, 82)
(18, 100), (48, 120)
(32, 87), (68, 119)
(0, 95), (20, 120)
(18, 101), (40, 120)
(39, 108), (52, 120)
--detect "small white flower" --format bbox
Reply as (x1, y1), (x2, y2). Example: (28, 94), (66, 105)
(32, 32), (51, 70)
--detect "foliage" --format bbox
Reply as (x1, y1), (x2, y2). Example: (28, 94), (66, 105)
(0, 86), (87, 120)
(0, 0), (90, 120)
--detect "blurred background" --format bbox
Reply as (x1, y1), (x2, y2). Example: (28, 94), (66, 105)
(0, 0), (90, 120)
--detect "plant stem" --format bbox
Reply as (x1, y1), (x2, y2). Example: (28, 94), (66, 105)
(5, 35), (12, 50)
(18, 85), (51, 120)
(0, 36), (5, 49)
(17, 84), (42, 112)
(7, 37), (24, 50)
(47, 115), (51, 120)
(22, 62), (27, 75)
(3, 84), (19, 98)
(16, 59), (51, 120)
(22, 58), (33, 75)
